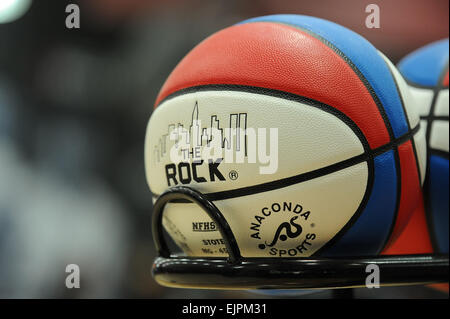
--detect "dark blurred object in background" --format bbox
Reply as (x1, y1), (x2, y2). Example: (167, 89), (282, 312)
(0, 0), (448, 298)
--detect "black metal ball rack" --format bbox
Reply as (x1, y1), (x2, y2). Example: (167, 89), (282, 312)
(152, 186), (449, 290)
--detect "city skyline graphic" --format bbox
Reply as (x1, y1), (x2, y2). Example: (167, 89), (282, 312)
(153, 102), (248, 162)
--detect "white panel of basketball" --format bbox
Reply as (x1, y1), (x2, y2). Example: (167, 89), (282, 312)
(430, 120), (449, 153)
(146, 91), (365, 195)
(162, 162), (368, 257)
(146, 90), (368, 257)
(435, 90), (449, 116)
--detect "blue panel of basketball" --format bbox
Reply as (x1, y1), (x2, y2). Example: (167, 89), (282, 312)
(398, 39), (449, 87)
(429, 155), (449, 253)
(319, 150), (398, 256)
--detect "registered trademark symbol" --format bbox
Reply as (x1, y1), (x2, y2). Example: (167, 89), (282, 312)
(229, 170), (238, 180)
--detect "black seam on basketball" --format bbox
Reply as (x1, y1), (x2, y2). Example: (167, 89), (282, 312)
(427, 63), (449, 144)
(375, 57), (424, 252)
(420, 115), (449, 121)
(429, 149), (450, 160)
(253, 21), (408, 255)
(262, 21), (396, 143)
(405, 79), (449, 90)
(384, 56), (423, 186)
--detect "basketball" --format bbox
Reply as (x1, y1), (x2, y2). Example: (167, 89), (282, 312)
(145, 15), (425, 258)
(398, 39), (449, 254)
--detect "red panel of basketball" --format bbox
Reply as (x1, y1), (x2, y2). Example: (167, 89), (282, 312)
(383, 140), (422, 250)
(382, 196), (433, 255)
(155, 22), (390, 149)
(442, 70), (449, 87)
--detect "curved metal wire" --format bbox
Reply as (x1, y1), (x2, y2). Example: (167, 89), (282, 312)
(152, 186), (241, 263)
(151, 186), (449, 290)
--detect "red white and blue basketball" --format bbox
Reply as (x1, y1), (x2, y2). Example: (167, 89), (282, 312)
(398, 39), (449, 254)
(145, 15), (426, 258)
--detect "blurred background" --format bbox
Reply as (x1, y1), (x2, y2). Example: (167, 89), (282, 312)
(0, 0), (448, 298)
